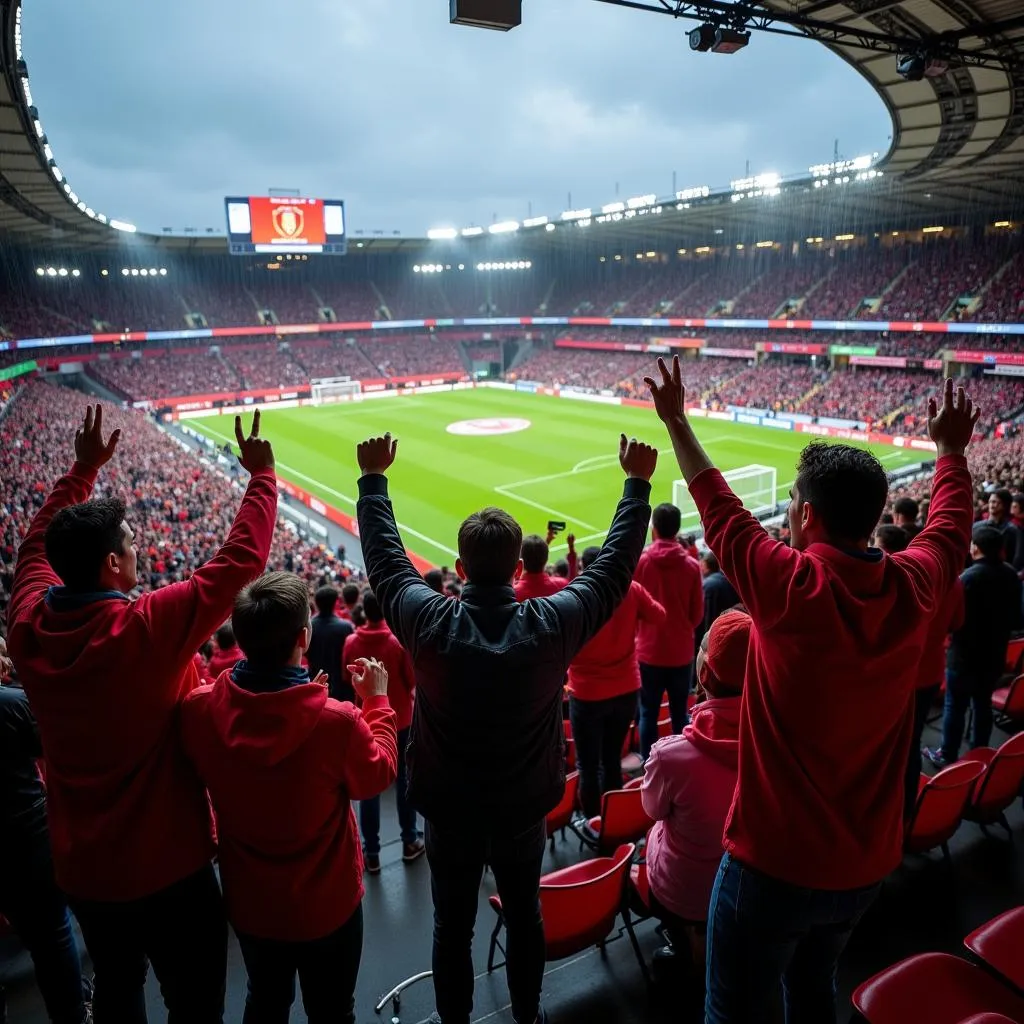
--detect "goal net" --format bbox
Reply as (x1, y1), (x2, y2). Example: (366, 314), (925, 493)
(672, 464), (778, 535)
(311, 377), (361, 405)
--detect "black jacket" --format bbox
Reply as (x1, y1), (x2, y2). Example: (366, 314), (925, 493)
(306, 612), (354, 702)
(696, 570), (740, 648)
(357, 473), (652, 829)
(948, 556), (1024, 681)
(0, 684), (47, 839)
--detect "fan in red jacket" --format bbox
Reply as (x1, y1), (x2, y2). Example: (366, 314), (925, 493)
(207, 622), (243, 678)
(180, 572), (397, 1024)
(567, 547), (665, 817)
(342, 590), (422, 873)
(646, 359), (976, 1023)
(633, 504), (704, 758)
(7, 406), (276, 1022)
(513, 533), (576, 600)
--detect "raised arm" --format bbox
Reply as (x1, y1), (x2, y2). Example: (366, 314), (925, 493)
(339, 658), (398, 800)
(355, 433), (442, 656)
(546, 435), (655, 658)
(136, 412), (278, 654)
(645, 357), (799, 627)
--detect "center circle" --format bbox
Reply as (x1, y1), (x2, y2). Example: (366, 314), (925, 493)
(446, 417), (532, 437)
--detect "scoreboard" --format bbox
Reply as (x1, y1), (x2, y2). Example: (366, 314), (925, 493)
(224, 196), (347, 255)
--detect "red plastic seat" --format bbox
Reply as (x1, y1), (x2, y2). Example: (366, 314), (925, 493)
(904, 762), (986, 861)
(583, 786), (655, 854)
(964, 906), (1024, 993)
(852, 952), (1024, 1023)
(992, 675), (1024, 728)
(620, 722), (643, 776)
(1004, 637), (1024, 676)
(487, 842), (648, 982)
(545, 771), (579, 850)
(961, 734), (1024, 837)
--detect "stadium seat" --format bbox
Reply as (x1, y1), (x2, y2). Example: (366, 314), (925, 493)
(546, 771), (579, 851)
(1004, 637), (1024, 677)
(851, 952), (1024, 1023)
(904, 762), (986, 861)
(991, 675), (1024, 730)
(577, 786), (655, 854)
(964, 906), (1024, 993)
(620, 724), (643, 776)
(487, 842), (648, 983)
(961, 733), (1024, 837)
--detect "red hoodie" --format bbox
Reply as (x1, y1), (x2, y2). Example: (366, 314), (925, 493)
(568, 582), (666, 702)
(689, 454), (972, 890)
(180, 674), (398, 941)
(514, 572), (568, 601)
(7, 462), (277, 901)
(207, 645), (243, 679)
(342, 622), (416, 731)
(642, 696), (740, 921)
(633, 539), (704, 666)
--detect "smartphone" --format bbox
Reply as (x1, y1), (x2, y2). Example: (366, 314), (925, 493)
(547, 521), (566, 534)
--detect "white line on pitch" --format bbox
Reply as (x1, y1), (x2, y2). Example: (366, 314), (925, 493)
(493, 486), (601, 534)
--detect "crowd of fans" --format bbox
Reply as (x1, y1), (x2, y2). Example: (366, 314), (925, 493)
(87, 351), (242, 401)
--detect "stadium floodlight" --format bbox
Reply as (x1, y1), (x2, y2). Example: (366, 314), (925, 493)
(45, 267), (56, 277)
(121, 268), (129, 276)
(488, 220), (519, 234)
(130, 269), (139, 276)
(159, 268), (167, 276)
(561, 208), (592, 221)
(49, 163), (62, 182)
(689, 23), (715, 51)
(427, 227), (458, 240)
(676, 186), (710, 201)
(712, 28), (750, 53)
(450, 0), (521, 31)
(110, 220), (137, 233)
(71, 269), (80, 278)
(897, 51), (948, 81)
(35, 268), (43, 276)
(461, 226), (484, 237)
(140, 269), (148, 277)
(602, 202), (625, 214)
(545, 223), (556, 232)
(523, 215), (548, 228)
(101, 269), (109, 277)
(627, 194), (656, 209)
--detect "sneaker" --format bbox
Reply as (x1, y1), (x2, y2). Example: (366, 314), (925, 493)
(364, 854), (381, 875)
(922, 746), (951, 769)
(402, 839), (426, 863)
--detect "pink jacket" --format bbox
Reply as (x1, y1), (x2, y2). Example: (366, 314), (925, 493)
(641, 696), (740, 922)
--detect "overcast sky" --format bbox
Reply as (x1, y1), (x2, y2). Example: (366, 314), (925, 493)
(23, 0), (890, 236)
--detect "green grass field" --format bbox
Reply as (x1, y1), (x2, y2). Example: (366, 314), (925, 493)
(188, 390), (923, 566)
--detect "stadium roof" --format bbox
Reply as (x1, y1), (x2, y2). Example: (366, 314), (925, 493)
(1, 0), (1023, 257)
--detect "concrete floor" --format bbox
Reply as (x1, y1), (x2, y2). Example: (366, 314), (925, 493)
(4, 715), (1024, 1024)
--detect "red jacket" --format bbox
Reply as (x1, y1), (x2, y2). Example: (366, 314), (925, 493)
(568, 582), (665, 702)
(689, 454), (973, 890)
(343, 622), (416, 731)
(633, 540), (704, 666)
(207, 645), (243, 679)
(7, 463), (277, 901)
(193, 652), (213, 686)
(180, 674), (397, 941)
(514, 572), (568, 600)
(917, 579), (964, 690)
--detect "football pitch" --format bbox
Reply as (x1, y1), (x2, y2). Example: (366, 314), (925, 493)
(188, 390), (923, 567)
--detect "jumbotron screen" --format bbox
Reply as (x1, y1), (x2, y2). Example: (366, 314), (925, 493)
(224, 196), (347, 255)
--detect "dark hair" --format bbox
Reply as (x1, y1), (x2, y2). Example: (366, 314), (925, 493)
(652, 503), (682, 539)
(199, 639), (214, 659)
(215, 623), (235, 650)
(795, 442), (889, 545)
(553, 558), (570, 578)
(684, 534), (697, 547)
(992, 488), (1013, 512)
(893, 497), (919, 521)
(314, 585), (338, 615)
(341, 583), (361, 606)
(702, 549), (720, 573)
(457, 507), (522, 586)
(44, 498), (127, 592)
(1013, 493), (1024, 510)
(879, 512), (894, 525)
(874, 524), (909, 554)
(520, 534), (549, 574)
(232, 572), (310, 667)
(581, 545), (601, 570)
(972, 524), (1005, 560)
(423, 569), (444, 593)
(361, 590), (383, 623)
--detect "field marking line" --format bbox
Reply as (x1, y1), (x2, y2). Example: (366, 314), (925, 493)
(190, 421), (459, 559)
(492, 485), (602, 534)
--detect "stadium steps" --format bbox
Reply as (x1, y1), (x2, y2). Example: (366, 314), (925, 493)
(536, 276), (559, 314)
(215, 351), (244, 387)
(370, 281), (392, 320)
(793, 379), (828, 411)
(977, 253), (1021, 315)
(880, 402), (912, 428)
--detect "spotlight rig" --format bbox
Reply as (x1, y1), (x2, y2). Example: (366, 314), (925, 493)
(689, 22), (750, 53)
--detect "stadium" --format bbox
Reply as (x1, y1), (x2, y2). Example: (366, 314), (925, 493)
(2, 0), (1024, 1022)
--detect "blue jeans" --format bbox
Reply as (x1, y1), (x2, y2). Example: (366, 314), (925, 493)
(638, 662), (692, 760)
(706, 854), (881, 1024)
(359, 727), (417, 855)
(940, 668), (997, 761)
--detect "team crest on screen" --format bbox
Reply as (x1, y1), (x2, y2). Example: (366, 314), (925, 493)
(446, 417), (531, 436)
(272, 205), (304, 239)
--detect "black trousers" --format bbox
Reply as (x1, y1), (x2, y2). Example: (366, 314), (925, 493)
(425, 818), (546, 1024)
(905, 684), (940, 820)
(70, 864), (227, 1024)
(569, 691), (638, 818)
(236, 904), (363, 1024)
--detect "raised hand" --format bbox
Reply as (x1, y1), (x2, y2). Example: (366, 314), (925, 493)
(348, 657), (389, 700)
(643, 356), (687, 424)
(234, 410), (275, 473)
(357, 433), (398, 476)
(927, 378), (981, 457)
(311, 670), (329, 690)
(566, 533), (576, 554)
(75, 404), (121, 469)
(619, 434), (658, 482)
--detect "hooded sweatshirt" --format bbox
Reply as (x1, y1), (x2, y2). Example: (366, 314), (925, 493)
(180, 664), (398, 942)
(568, 581), (665, 702)
(688, 454), (973, 890)
(642, 696), (740, 921)
(207, 644), (244, 679)
(634, 539), (704, 667)
(8, 461), (277, 902)
(342, 621), (415, 731)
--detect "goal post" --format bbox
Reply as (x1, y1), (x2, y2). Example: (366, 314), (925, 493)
(672, 464), (778, 534)
(311, 377), (362, 405)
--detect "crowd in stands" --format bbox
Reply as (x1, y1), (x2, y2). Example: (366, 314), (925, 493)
(362, 336), (465, 378)
(228, 344), (311, 389)
(292, 340), (381, 381)
(87, 351), (241, 401)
